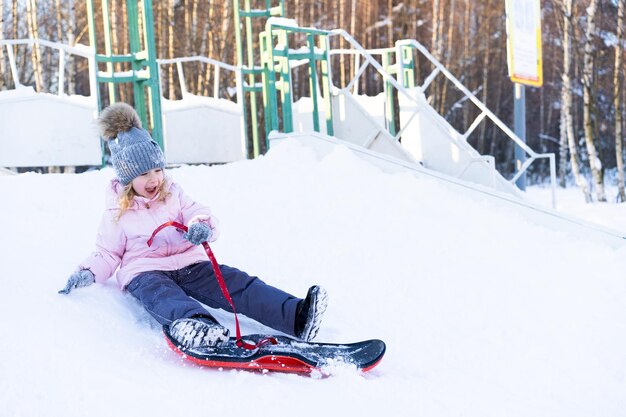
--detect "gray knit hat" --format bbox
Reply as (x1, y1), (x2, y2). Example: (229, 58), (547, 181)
(98, 103), (165, 185)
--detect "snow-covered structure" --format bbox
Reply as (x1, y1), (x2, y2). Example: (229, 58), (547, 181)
(0, 40), (248, 169)
(0, 40), (101, 168)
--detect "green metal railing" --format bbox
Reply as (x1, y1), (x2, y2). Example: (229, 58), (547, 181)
(86, 0), (163, 148)
(234, 0), (284, 157)
(260, 22), (333, 137)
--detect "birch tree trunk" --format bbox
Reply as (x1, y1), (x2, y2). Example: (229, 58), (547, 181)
(196, 6), (209, 94)
(67, 0), (75, 95)
(339, 0), (346, 87)
(462, 0), (471, 130)
(203, 3), (214, 96)
(440, 0), (456, 115)
(559, 107), (568, 187)
(561, 0), (591, 201)
(429, 0), (441, 106)
(615, 0), (625, 202)
(363, 0), (371, 93)
(0, 0), (5, 89)
(478, 4), (491, 154)
(55, 0), (62, 41)
(489, 45), (504, 157)
(387, 0), (393, 45)
(582, 0), (605, 201)
(11, 0), (16, 43)
(184, 0), (189, 57)
(168, 0), (175, 99)
(111, 0), (120, 100)
(217, 3), (231, 96)
(190, 0), (198, 93)
(26, 0), (43, 91)
(349, 0), (356, 83)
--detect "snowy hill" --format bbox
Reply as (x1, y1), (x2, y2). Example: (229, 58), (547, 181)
(1, 139), (626, 417)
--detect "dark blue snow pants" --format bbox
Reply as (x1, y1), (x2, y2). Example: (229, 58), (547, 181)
(126, 261), (300, 336)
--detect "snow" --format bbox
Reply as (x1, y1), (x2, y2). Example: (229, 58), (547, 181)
(266, 17), (299, 29)
(1, 139), (626, 416)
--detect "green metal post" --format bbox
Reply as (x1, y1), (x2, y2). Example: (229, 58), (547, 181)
(261, 23), (334, 137)
(85, 0), (102, 112)
(319, 35), (333, 136)
(86, 0), (164, 149)
(260, 30), (280, 134)
(101, 0), (116, 103)
(260, 31), (273, 137)
(126, 1), (146, 123)
(244, 0), (261, 156)
(277, 30), (293, 133)
(399, 44), (415, 88)
(142, 0), (164, 148)
(307, 33), (320, 132)
(233, 0), (285, 157)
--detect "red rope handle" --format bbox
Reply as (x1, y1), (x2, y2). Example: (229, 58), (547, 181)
(148, 221), (277, 350)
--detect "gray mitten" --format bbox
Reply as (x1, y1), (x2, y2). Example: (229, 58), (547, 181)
(183, 222), (212, 245)
(58, 269), (95, 295)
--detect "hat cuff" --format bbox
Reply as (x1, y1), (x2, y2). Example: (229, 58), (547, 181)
(112, 141), (166, 185)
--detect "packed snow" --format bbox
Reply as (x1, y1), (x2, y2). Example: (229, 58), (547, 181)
(1, 139), (626, 417)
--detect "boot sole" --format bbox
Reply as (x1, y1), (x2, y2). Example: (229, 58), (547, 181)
(300, 286), (328, 342)
(170, 318), (230, 349)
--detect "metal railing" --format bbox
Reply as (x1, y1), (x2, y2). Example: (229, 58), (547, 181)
(321, 31), (556, 206)
(396, 39), (556, 205)
(156, 56), (242, 103)
(0, 39), (97, 103)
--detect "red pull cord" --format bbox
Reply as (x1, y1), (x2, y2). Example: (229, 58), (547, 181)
(148, 221), (277, 350)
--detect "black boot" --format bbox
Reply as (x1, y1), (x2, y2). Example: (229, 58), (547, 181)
(294, 286), (328, 341)
(169, 314), (230, 349)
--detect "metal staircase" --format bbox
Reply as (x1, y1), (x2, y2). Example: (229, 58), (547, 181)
(258, 20), (556, 204)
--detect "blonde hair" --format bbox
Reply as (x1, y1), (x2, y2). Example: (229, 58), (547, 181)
(116, 179), (171, 221)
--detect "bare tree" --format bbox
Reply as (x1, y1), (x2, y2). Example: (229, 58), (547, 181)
(429, 0), (442, 106)
(349, 0), (356, 81)
(462, 0), (472, 130)
(615, 0), (625, 202)
(26, 0), (43, 91)
(167, 0), (175, 99)
(11, 0), (16, 44)
(561, 0), (591, 201)
(582, 0), (605, 201)
(478, 1), (492, 154)
(54, 0), (62, 42)
(439, 0), (457, 115)
(0, 0), (5, 89)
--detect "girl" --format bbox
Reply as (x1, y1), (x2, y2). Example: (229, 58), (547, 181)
(59, 102), (328, 349)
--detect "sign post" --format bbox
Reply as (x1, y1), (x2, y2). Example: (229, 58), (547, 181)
(505, 0), (543, 190)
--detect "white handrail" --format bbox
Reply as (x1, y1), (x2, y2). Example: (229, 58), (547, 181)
(396, 39), (556, 207)
(321, 32), (556, 207)
(0, 38), (97, 103)
(156, 56), (239, 100)
(156, 55), (244, 123)
(157, 55), (238, 72)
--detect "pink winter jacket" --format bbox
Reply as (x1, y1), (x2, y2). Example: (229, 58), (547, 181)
(78, 179), (218, 289)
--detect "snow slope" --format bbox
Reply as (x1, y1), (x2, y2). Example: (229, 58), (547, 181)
(1, 139), (626, 417)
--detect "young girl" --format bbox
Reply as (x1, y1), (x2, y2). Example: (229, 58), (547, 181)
(59, 102), (328, 349)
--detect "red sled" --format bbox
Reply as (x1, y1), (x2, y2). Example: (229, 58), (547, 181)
(164, 330), (386, 376)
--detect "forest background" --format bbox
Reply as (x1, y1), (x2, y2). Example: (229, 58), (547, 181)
(0, 0), (624, 202)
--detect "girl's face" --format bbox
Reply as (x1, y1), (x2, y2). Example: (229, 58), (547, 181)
(131, 168), (164, 199)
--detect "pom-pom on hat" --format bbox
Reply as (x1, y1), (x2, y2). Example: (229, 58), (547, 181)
(98, 102), (165, 185)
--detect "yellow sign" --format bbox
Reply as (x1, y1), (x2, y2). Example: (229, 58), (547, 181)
(505, 0), (543, 87)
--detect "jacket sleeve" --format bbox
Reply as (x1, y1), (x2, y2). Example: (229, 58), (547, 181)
(177, 184), (220, 242)
(78, 210), (126, 284)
